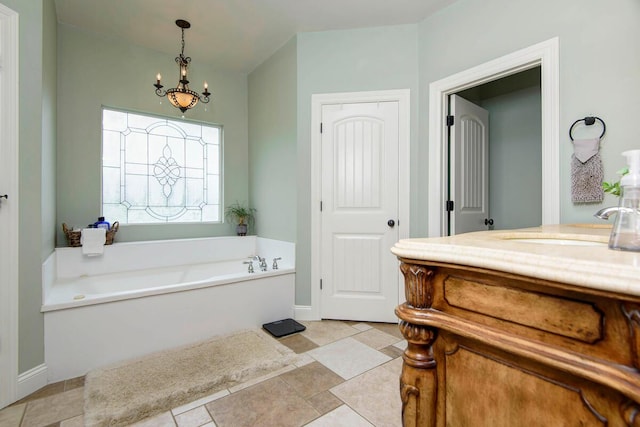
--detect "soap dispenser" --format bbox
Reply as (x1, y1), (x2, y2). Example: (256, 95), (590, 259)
(608, 149), (640, 252)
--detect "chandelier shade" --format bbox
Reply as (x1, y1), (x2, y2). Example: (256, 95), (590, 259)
(154, 20), (211, 113)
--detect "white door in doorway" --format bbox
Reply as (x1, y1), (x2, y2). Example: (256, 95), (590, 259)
(320, 101), (399, 322)
(450, 95), (490, 235)
(0, 2), (19, 409)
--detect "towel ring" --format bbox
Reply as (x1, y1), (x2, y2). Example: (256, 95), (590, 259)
(569, 116), (606, 141)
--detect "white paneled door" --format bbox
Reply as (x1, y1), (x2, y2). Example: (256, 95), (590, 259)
(450, 94), (490, 235)
(320, 102), (399, 322)
(0, 2), (19, 409)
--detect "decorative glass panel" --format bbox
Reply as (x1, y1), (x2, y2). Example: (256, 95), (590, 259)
(101, 108), (222, 224)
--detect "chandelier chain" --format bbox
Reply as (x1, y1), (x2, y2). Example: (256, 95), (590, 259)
(181, 27), (185, 57)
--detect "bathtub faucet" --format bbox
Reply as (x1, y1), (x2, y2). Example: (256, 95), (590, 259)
(251, 255), (268, 271)
(243, 260), (254, 273)
(272, 257), (282, 270)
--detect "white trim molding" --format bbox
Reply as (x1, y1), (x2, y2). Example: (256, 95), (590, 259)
(428, 37), (560, 237)
(310, 89), (411, 320)
(0, 2), (20, 409)
(17, 364), (48, 401)
(293, 305), (314, 321)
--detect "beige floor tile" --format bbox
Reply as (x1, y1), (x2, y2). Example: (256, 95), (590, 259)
(0, 402), (26, 427)
(278, 333), (319, 353)
(305, 405), (374, 427)
(368, 322), (403, 340)
(393, 340), (407, 351)
(306, 390), (343, 415)
(353, 328), (403, 350)
(60, 414), (84, 426)
(172, 389), (229, 416)
(207, 377), (319, 427)
(21, 387), (84, 427)
(14, 381), (65, 405)
(307, 337), (391, 380)
(228, 364), (296, 393)
(330, 359), (403, 427)
(130, 411), (176, 427)
(294, 353), (315, 367)
(279, 362), (344, 398)
(300, 320), (359, 346)
(175, 406), (212, 427)
(379, 344), (404, 360)
(63, 376), (85, 391)
(351, 323), (373, 332)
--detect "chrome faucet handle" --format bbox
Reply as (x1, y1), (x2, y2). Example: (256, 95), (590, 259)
(259, 257), (268, 271)
(243, 260), (254, 273)
(272, 257), (282, 270)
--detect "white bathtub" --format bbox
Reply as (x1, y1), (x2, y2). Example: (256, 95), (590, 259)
(42, 236), (295, 382)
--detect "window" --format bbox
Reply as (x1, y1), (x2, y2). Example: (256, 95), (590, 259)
(101, 107), (222, 224)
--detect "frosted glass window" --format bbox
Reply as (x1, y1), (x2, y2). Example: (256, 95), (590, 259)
(101, 107), (222, 224)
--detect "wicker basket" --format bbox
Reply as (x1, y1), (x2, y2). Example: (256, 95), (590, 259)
(105, 221), (119, 245)
(62, 222), (119, 247)
(62, 223), (82, 247)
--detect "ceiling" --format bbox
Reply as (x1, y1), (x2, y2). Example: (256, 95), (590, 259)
(54, 0), (458, 73)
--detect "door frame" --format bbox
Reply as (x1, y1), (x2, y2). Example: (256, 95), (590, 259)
(428, 37), (560, 237)
(0, 2), (20, 409)
(310, 89), (410, 321)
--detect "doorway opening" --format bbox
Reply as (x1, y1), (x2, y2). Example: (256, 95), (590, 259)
(428, 37), (560, 237)
(448, 67), (542, 235)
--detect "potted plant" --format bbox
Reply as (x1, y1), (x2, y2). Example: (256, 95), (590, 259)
(603, 167), (630, 197)
(224, 201), (256, 236)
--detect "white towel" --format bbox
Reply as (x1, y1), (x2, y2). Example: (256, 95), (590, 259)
(571, 138), (604, 203)
(81, 228), (106, 257)
(573, 138), (600, 163)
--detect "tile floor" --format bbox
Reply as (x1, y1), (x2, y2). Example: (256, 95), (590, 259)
(0, 320), (406, 427)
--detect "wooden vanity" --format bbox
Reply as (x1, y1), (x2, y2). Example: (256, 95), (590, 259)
(392, 225), (640, 426)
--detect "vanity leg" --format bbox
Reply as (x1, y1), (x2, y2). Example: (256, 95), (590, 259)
(399, 320), (438, 427)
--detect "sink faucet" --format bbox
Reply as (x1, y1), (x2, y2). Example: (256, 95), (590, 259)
(594, 206), (633, 220)
(594, 206), (619, 220)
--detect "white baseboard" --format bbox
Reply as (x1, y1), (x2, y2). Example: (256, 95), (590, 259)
(17, 364), (48, 400)
(294, 305), (318, 321)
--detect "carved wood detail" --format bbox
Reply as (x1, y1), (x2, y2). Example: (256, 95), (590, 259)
(399, 263), (434, 308)
(395, 260), (640, 426)
(622, 400), (640, 427)
(623, 303), (640, 370)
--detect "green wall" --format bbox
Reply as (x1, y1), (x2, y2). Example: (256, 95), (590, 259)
(56, 25), (249, 245)
(10, 0), (640, 380)
(248, 37), (297, 242)
(295, 24), (419, 305)
(418, 0), (640, 226)
(482, 85), (542, 230)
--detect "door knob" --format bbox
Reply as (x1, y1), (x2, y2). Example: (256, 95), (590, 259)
(387, 219), (395, 227)
(484, 218), (494, 226)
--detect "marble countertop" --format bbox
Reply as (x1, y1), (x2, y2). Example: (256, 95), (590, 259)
(391, 224), (640, 297)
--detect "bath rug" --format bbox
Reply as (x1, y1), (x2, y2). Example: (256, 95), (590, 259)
(83, 329), (300, 426)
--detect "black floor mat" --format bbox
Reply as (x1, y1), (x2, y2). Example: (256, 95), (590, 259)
(262, 318), (306, 338)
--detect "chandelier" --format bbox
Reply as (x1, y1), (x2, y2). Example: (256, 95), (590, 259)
(154, 19), (211, 113)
